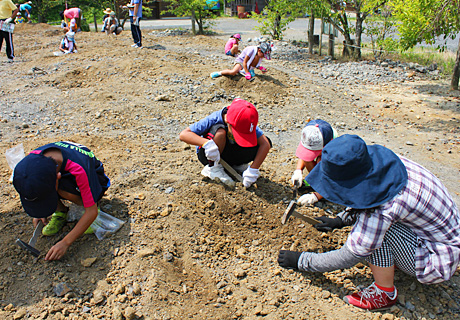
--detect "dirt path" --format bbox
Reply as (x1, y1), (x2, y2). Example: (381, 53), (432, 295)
(0, 23), (459, 320)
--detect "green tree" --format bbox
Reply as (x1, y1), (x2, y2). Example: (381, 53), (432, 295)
(323, 0), (389, 59)
(163, 0), (218, 35)
(253, 0), (306, 40)
(391, 0), (460, 89)
(364, 5), (397, 59)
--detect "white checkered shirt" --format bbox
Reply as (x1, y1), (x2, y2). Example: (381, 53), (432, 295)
(345, 156), (460, 284)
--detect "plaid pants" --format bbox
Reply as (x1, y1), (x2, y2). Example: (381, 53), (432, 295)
(366, 222), (417, 276)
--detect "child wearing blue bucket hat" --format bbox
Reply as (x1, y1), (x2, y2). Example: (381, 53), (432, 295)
(291, 119), (337, 206)
(278, 134), (460, 311)
(13, 141), (110, 261)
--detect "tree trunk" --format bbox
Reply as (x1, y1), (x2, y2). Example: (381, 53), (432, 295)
(319, 19), (323, 56)
(451, 38), (460, 90)
(308, 12), (315, 54)
(328, 29), (335, 58)
(191, 8), (196, 35)
(93, 11), (98, 32)
(274, 13), (281, 40)
(354, 13), (364, 59)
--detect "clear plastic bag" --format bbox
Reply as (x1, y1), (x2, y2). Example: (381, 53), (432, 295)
(90, 210), (125, 240)
(5, 143), (25, 182)
(67, 205), (125, 240)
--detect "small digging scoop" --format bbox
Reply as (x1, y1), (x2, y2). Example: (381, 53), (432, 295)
(16, 220), (43, 257)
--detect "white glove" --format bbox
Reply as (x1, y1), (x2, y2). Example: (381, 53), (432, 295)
(291, 169), (303, 187)
(4, 17), (13, 24)
(133, 16), (139, 26)
(297, 193), (319, 206)
(242, 167), (259, 188)
(64, 50), (70, 54)
(202, 140), (220, 163)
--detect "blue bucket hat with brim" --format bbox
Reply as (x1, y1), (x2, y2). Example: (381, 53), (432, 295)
(306, 134), (408, 209)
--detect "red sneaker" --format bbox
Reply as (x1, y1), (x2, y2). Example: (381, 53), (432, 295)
(344, 282), (397, 310)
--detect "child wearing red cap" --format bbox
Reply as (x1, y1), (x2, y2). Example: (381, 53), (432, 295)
(225, 33), (241, 57)
(13, 141), (110, 261)
(291, 119), (338, 206)
(179, 99), (271, 188)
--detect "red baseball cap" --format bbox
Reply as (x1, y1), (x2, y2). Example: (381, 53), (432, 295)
(226, 99), (258, 147)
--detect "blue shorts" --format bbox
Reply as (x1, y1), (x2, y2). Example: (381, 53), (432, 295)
(225, 51), (235, 56)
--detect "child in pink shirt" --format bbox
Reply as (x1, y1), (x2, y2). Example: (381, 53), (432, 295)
(224, 34), (241, 57)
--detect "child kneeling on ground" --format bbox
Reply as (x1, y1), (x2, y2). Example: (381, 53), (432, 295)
(13, 141), (110, 261)
(179, 99), (271, 188)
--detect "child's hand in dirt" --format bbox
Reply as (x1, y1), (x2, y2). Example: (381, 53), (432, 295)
(259, 66), (267, 73)
(45, 240), (70, 261)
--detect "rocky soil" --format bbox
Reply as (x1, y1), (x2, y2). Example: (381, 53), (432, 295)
(0, 23), (459, 320)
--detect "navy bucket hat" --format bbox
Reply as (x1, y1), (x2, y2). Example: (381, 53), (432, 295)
(306, 134), (408, 209)
(13, 153), (58, 218)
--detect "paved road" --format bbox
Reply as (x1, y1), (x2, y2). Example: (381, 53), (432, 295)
(135, 17), (459, 52)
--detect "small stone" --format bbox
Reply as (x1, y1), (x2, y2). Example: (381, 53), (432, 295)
(81, 257), (97, 267)
(114, 283), (125, 295)
(82, 306), (91, 313)
(406, 141), (414, 146)
(53, 283), (72, 297)
(163, 252), (174, 262)
(13, 309), (27, 320)
(133, 282), (141, 295)
(234, 268), (246, 278)
(321, 290), (331, 299)
(124, 306), (136, 320)
(112, 307), (123, 320)
(164, 187), (174, 194)
(92, 289), (105, 305)
(154, 94), (170, 101)
(381, 313), (395, 320)
(137, 248), (155, 257)
(236, 248), (246, 256)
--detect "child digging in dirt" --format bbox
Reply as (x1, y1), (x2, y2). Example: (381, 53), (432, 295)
(225, 33), (241, 57)
(179, 99), (271, 188)
(278, 134), (460, 311)
(56, 27), (77, 55)
(210, 42), (271, 81)
(13, 141), (110, 261)
(291, 119), (338, 207)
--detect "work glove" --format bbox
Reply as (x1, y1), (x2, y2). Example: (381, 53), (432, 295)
(291, 169), (303, 187)
(242, 167), (259, 188)
(64, 50), (70, 54)
(259, 66), (267, 73)
(297, 193), (318, 206)
(202, 139), (220, 163)
(245, 72), (252, 80)
(133, 16), (139, 26)
(249, 69), (255, 77)
(4, 17), (13, 24)
(278, 250), (301, 270)
(314, 216), (344, 232)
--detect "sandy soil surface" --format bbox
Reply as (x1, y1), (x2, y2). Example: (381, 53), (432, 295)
(0, 23), (459, 320)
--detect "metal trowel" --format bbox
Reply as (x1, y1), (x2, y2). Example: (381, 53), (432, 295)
(16, 220), (43, 257)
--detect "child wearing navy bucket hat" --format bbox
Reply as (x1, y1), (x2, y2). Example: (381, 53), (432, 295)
(278, 134), (460, 311)
(179, 98), (271, 188)
(291, 119), (338, 206)
(13, 141), (110, 261)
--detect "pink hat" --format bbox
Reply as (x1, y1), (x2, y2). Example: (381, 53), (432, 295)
(226, 99), (258, 147)
(233, 34), (242, 40)
(296, 119), (335, 162)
